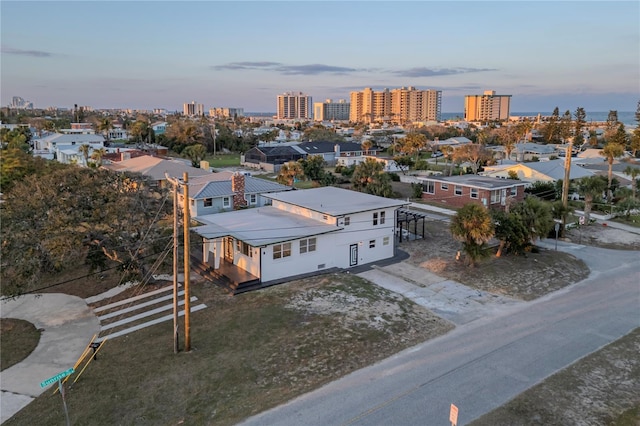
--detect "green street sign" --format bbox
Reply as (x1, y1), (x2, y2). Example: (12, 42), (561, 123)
(40, 368), (75, 388)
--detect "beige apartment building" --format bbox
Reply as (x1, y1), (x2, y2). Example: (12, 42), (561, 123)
(464, 90), (511, 122)
(184, 101), (204, 117)
(349, 87), (441, 124)
(276, 92), (312, 120)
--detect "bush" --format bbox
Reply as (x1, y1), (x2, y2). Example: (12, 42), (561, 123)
(389, 172), (400, 182)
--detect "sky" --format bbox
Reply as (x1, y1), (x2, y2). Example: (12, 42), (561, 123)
(1, 1), (639, 113)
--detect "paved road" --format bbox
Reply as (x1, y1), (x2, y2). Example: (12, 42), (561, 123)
(240, 241), (640, 426)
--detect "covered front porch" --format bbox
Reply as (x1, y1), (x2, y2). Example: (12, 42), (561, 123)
(191, 237), (260, 294)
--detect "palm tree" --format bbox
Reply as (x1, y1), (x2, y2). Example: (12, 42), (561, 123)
(352, 158), (392, 197)
(577, 176), (607, 223)
(361, 139), (373, 156)
(623, 165), (640, 199)
(183, 144), (207, 167)
(90, 147), (107, 166)
(600, 141), (625, 201)
(277, 161), (304, 186)
(404, 132), (427, 162)
(450, 203), (494, 267)
(97, 117), (114, 146)
(78, 144), (91, 166)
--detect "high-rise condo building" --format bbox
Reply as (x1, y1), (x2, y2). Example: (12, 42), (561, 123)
(276, 92), (312, 120)
(209, 107), (245, 119)
(349, 87), (441, 124)
(464, 90), (511, 121)
(390, 87), (441, 123)
(313, 99), (350, 121)
(184, 101), (204, 117)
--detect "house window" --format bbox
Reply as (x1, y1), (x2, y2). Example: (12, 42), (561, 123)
(190, 199), (195, 206)
(249, 194), (257, 205)
(300, 237), (317, 254)
(511, 186), (518, 196)
(273, 242), (291, 259)
(369, 239), (376, 248)
(441, 183), (448, 190)
(237, 241), (251, 256)
(380, 211), (385, 224)
(383, 236), (390, 246)
(491, 190), (500, 204)
(344, 216), (351, 226)
(455, 185), (463, 196)
(204, 198), (213, 207)
(470, 188), (478, 199)
(223, 197), (230, 208)
(373, 212), (378, 226)
(424, 181), (435, 194)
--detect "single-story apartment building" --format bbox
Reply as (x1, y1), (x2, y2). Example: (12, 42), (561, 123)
(417, 174), (527, 210)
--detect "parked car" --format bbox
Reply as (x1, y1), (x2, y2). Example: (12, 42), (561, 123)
(432, 151), (443, 158)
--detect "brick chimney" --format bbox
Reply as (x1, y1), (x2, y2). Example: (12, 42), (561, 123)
(232, 172), (247, 209)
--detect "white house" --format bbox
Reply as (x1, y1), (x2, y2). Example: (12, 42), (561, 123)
(32, 132), (105, 164)
(192, 186), (408, 293)
(336, 155), (402, 173)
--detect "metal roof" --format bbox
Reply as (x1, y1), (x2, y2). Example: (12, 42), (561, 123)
(264, 186), (408, 216)
(193, 206), (340, 246)
(417, 174), (526, 189)
(192, 176), (292, 199)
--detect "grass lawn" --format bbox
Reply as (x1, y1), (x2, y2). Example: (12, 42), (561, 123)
(5, 274), (451, 426)
(0, 319), (41, 371)
(205, 153), (241, 168)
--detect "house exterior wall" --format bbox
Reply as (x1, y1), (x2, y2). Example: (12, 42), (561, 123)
(259, 222), (395, 282)
(420, 179), (525, 210)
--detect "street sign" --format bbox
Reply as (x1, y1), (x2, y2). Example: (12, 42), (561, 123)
(40, 368), (75, 388)
(449, 403), (459, 426)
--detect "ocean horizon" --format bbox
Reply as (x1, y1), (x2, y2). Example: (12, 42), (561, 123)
(246, 111), (636, 127)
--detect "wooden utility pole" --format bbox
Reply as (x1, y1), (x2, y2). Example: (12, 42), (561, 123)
(562, 141), (573, 208)
(172, 182), (179, 353)
(561, 141), (573, 232)
(182, 172), (191, 352)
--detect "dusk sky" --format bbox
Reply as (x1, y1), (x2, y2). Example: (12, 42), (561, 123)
(2, 1), (639, 113)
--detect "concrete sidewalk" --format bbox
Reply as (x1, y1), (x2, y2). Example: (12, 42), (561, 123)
(0, 294), (100, 424)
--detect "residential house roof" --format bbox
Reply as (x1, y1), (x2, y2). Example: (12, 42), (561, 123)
(418, 174), (526, 189)
(194, 206), (340, 246)
(513, 143), (557, 155)
(482, 159), (595, 181)
(264, 186), (408, 216)
(255, 145), (307, 156)
(190, 176), (292, 199)
(103, 155), (212, 181)
(35, 133), (105, 145)
(296, 141), (370, 154)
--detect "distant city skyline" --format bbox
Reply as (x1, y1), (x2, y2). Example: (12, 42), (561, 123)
(2, 1), (638, 113)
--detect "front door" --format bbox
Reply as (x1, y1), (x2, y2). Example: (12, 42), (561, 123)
(349, 244), (358, 267)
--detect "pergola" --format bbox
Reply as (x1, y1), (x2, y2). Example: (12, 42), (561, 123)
(396, 208), (429, 242)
